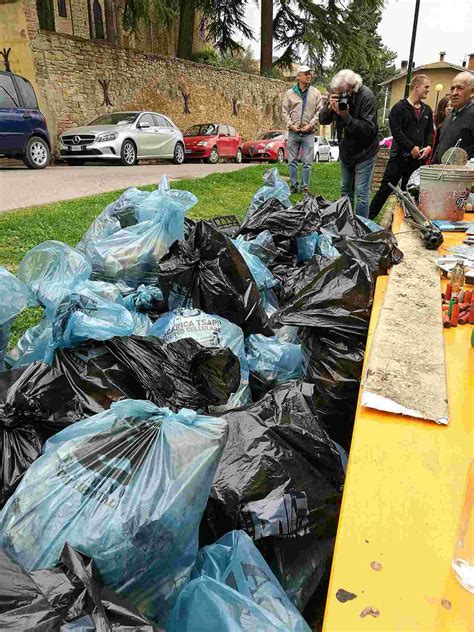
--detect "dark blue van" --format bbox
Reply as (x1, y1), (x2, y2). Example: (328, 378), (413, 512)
(0, 71), (51, 168)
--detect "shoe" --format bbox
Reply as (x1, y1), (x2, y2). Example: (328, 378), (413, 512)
(290, 185), (299, 194)
(300, 187), (309, 194)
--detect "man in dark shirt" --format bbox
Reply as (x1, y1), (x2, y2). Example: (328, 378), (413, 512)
(369, 74), (434, 219)
(432, 72), (474, 163)
(319, 69), (379, 218)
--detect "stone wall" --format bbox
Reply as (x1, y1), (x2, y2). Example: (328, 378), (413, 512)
(31, 31), (291, 148)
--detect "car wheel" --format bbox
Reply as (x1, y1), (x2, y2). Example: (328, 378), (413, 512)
(315, 152), (320, 163)
(234, 148), (243, 164)
(276, 148), (285, 163)
(206, 146), (219, 164)
(65, 160), (85, 166)
(22, 136), (50, 169)
(120, 140), (137, 166)
(173, 142), (185, 165)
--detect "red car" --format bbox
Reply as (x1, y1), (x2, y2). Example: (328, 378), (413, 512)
(183, 123), (242, 163)
(242, 130), (287, 163)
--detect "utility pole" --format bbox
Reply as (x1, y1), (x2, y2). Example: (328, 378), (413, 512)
(404, 0), (421, 97)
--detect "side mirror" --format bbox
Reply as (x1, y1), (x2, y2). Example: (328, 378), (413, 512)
(139, 121), (151, 129)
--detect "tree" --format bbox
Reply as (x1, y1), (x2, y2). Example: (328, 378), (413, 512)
(260, 0), (273, 76)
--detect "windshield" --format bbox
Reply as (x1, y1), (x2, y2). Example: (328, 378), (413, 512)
(258, 131), (283, 140)
(88, 113), (138, 126)
(185, 124), (218, 137)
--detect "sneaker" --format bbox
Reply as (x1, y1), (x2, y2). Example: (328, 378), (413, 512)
(290, 185), (299, 194)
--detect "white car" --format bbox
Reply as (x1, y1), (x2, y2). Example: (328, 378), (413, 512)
(314, 136), (332, 162)
(328, 139), (339, 161)
(59, 111), (185, 166)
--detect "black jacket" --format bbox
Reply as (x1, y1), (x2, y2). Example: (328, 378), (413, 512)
(319, 85), (379, 166)
(389, 99), (434, 158)
(432, 100), (474, 163)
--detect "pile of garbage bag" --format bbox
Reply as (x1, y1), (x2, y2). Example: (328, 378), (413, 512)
(0, 170), (402, 629)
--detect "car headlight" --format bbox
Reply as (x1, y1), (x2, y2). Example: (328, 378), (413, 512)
(197, 141), (208, 146)
(265, 143), (275, 150)
(96, 132), (118, 142)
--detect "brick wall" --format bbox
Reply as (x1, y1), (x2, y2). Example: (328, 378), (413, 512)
(30, 31), (290, 149)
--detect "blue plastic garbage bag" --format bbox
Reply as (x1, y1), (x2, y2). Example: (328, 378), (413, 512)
(232, 240), (277, 291)
(297, 232), (319, 262)
(168, 530), (311, 632)
(233, 230), (278, 265)
(123, 285), (164, 335)
(245, 168), (291, 221)
(246, 334), (303, 395)
(134, 175), (198, 223)
(86, 191), (192, 286)
(0, 400), (228, 626)
(17, 241), (92, 310)
(8, 281), (134, 368)
(0, 268), (28, 371)
(316, 233), (339, 258)
(150, 308), (251, 409)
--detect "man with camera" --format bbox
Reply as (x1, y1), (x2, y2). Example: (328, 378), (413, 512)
(369, 74), (433, 219)
(282, 65), (323, 193)
(319, 69), (379, 217)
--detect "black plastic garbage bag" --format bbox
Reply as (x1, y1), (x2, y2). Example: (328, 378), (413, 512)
(0, 542), (157, 631)
(0, 363), (84, 507)
(332, 230), (403, 279)
(314, 196), (369, 238)
(203, 381), (345, 609)
(156, 221), (271, 335)
(279, 254), (335, 304)
(272, 253), (373, 337)
(54, 336), (240, 415)
(300, 329), (366, 450)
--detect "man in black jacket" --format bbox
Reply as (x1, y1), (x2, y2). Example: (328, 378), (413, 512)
(369, 74), (433, 219)
(432, 71), (474, 163)
(319, 69), (379, 218)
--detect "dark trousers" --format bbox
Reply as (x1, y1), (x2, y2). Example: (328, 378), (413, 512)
(369, 155), (421, 219)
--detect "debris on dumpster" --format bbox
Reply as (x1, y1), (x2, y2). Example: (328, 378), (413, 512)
(244, 167), (291, 221)
(0, 542), (157, 631)
(168, 530), (311, 632)
(0, 400), (228, 626)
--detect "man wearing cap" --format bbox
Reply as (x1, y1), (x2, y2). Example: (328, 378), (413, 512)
(282, 65), (323, 193)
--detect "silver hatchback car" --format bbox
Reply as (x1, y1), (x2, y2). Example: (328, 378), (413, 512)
(59, 111), (185, 166)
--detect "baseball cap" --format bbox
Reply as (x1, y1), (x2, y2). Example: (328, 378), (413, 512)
(297, 65), (312, 74)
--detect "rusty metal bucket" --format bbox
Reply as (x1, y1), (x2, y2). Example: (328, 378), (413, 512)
(419, 165), (474, 220)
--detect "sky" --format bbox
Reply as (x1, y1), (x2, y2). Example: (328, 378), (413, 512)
(243, 0), (474, 69)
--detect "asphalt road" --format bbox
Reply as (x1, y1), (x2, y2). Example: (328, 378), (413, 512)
(0, 161), (253, 213)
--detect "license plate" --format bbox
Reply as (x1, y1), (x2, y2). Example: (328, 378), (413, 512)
(70, 146), (82, 152)
(185, 149), (192, 153)
(257, 149), (265, 153)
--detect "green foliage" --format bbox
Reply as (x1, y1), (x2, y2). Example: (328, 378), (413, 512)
(221, 46), (259, 74)
(192, 47), (221, 66)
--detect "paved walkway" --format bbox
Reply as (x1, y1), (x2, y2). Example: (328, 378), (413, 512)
(0, 162), (253, 212)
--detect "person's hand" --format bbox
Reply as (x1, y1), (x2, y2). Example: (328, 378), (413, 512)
(300, 124), (311, 133)
(289, 124), (300, 132)
(329, 94), (339, 113)
(419, 146), (432, 160)
(411, 146), (421, 159)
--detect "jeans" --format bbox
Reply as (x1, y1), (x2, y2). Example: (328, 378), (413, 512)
(287, 131), (314, 189)
(340, 157), (376, 218)
(369, 155), (421, 219)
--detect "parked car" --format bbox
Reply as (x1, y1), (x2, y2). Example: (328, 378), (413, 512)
(0, 71), (51, 169)
(314, 136), (332, 162)
(328, 139), (339, 161)
(58, 111), (185, 166)
(242, 130), (287, 163)
(183, 123), (242, 163)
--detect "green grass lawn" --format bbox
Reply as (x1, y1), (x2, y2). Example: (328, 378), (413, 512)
(1, 162), (340, 345)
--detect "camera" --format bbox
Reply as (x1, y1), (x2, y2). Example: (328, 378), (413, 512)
(338, 92), (350, 111)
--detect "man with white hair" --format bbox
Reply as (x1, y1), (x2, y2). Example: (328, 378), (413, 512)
(282, 65), (323, 193)
(319, 69), (379, 218)
(432, 71), (474, 163)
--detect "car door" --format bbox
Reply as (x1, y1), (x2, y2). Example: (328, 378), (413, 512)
(227, 125), (238, 157)
(0, 73), (32, 152)
(135, 113), (157, 156)
(320, 137), (330, 161)
(152, 114), (175, 158)
(217, 125), (231, 156)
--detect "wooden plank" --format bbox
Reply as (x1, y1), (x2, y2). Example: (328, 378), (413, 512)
(361, 219), (449, 424)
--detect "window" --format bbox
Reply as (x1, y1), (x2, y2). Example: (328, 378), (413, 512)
(93, 0), (104, 39)
(153, 114), (169, 127)
(13, 76), (38, 109)
(218, 125), (229, 136)
(185, 124), (217, 136)
(227, 125), (237, 137)
(36, 0), (55, 31)
(89, 112), (138, 125)
(138, 113), (155, 128)
(57, 0), (67, 17)
(0, 75), (19, 108)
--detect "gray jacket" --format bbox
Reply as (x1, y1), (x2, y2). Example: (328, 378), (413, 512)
(282, 85), (323, 131)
